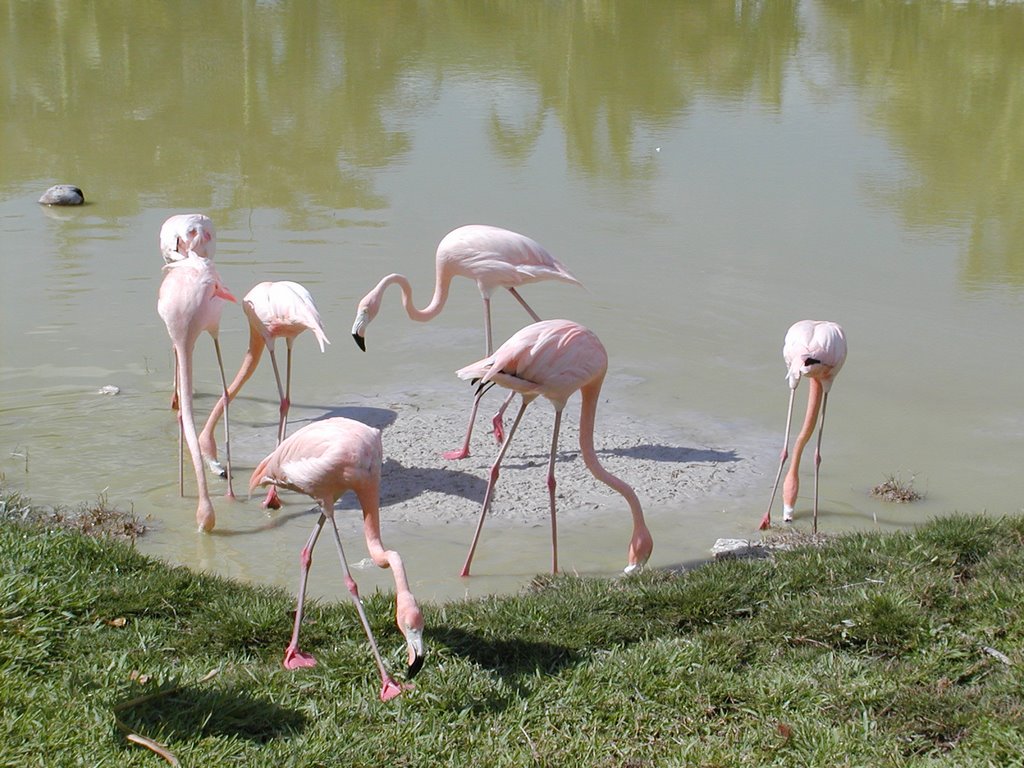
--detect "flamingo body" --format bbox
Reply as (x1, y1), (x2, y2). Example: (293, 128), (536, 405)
(761, 320), (847, 532)
(157, 254), (237, 530)
(454, 319), (652, 577)
(249, 417), (425, 702)
(200, 281), (330, 499)
(351, 224), (581, 459)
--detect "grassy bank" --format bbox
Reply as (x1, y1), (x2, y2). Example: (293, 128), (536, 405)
(2, 489), (1023, 767)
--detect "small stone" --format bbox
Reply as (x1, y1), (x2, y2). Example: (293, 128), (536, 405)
(39, 185), (85, 206)
(711, 538), (767, 560)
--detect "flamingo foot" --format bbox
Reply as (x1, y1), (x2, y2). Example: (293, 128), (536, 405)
(758, 512), (772, 531)
(492, 415), (505, 445)
(263, 486), (282, 510)
(442, 447), (470, 461)
(379, 678), (413, 702)
(283, 645), (317, 670)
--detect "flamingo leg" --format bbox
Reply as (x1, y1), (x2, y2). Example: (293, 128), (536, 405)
(760, 386), (797, 530)
(506, 287), (542, 322)
(266, 345), (287, 443)
(211, 337), (235, 499)
(444, 381), (499, 461)
(460, 398), (532, 577)
(546, 409), (563, 574)
(491, 390), (516, 445)
(281, 339), (294, 443)
(283, 511), (325, 670)
(812, 392), (831, 535)
(481, 296), (494, 356)
(173, 349), (184, 497)
(324, 512), (403, 701)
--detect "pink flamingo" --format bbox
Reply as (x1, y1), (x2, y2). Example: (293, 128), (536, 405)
(760, 320), (847, 533)
(159, 213), (216, 263)
(159, 213), (218, 413)
(200, 281), (330, 509)
(249, 417), (425, 702)
(157, 254), (238, 531)
(454, 319), (653, 577)
(351, 224), (582, 460)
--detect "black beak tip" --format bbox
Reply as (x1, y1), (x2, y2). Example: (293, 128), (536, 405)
(352, 333), (366, 352)
(407, 654), (425, 680)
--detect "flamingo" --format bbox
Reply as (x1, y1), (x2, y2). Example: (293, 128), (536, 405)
(249, 417), (425, 702)
(199, 281), (330, 509)
(760, 320), (847, 533)
(159, 213), (216, 263)
(157, 253), (238, 531)
(159, 213), (219, 413)
(453, 319), (652, 577)
(351, 224), (582, 460)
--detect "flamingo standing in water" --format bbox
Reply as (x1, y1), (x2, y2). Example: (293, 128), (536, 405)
(157, 253), (237, 531)
(159, 213), (216, 263)
(760, 320), (847, 534)
(454, 319), (652, 577)
(249, 417), (425, 702)
(351, 224), (582, 460)
(200, 281), (330, 509)
(159, 213), (219, 412)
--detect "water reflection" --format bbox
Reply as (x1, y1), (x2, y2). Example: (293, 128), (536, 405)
(820, 0), (1024, 289)
(2, 0), (804, 215)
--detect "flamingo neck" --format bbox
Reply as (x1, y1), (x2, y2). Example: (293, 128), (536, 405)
(373, 270), (451, 323)
(577, 379), (653, 567)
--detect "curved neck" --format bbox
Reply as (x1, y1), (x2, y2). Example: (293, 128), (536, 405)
(578, 378), (652, 567)
(374, 269), (451, 323)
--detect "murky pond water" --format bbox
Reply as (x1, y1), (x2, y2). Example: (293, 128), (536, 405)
(3, 1), (1024, 603)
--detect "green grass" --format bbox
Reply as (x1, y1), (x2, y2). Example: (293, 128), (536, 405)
(2, 490), (1024, 766)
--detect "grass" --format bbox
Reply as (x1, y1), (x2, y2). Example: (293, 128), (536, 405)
(2, 489), (1024, 767)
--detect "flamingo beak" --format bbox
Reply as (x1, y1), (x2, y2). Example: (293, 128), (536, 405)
(351, 309), (368, 351)
(405, 627), (425, 679)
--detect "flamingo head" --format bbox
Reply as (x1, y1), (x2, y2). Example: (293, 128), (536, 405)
(396, 591), (426, 679)
(351, 299), (379, 352)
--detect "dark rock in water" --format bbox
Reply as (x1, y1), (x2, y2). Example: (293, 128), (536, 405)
(39, 185), (85, 205)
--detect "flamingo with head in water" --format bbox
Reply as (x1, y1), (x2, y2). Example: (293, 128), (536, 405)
(454, 319), (652, 577)
(249, 416), (425, 702)
(760, 320), (847, 534)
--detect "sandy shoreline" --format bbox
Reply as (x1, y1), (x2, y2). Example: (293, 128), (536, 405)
(325, 385), (768, 532)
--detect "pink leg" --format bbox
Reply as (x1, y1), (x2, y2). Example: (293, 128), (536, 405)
(546, 410), (562, 574)
(491, 390), (516, 445)
(760, 387), (797, 530)
(324, 512), (408, 701)
(283, 514), (325, 670)
(443, 387), (484, 460)
(461, 398), (532, 577)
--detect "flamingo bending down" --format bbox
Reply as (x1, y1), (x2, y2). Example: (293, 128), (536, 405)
(454, 319), (652, 577)
(760, 320), (847, 533)
(157, 254), (238, 531)
(200, 281), (330, 509)
(248, 417), (425, 702)
(159, 213), (216, 263)
(351, 224), (582, 460)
